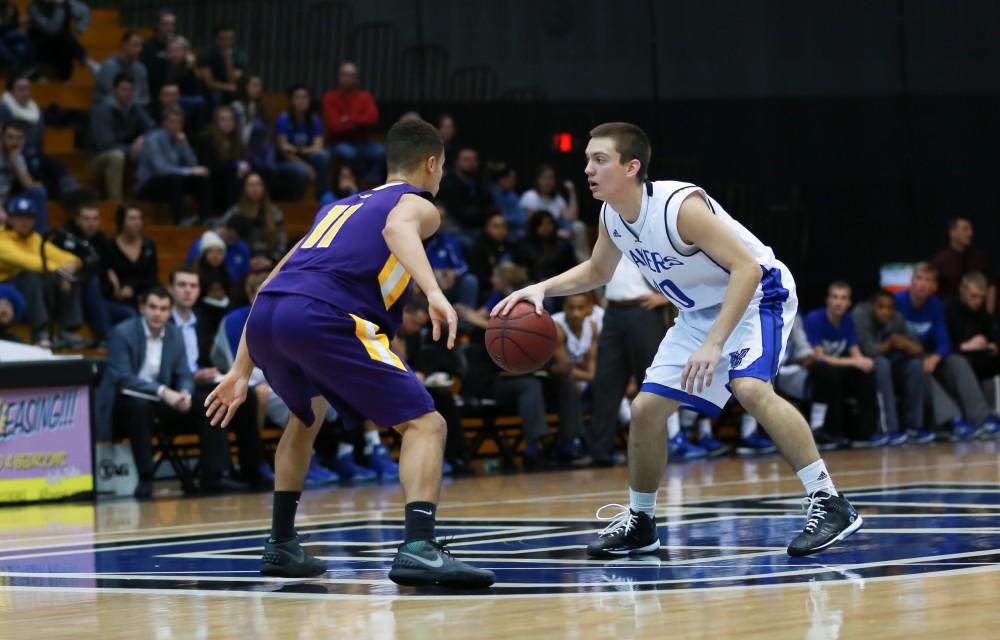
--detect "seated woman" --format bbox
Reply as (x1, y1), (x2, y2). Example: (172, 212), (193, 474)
(231, 75), (308, 200)
(197, 105), (251, 213)
(221, 172), (287, 261)
(194, 230), (234, 336)
(523, 209), (577, 309)
(102, 203), (159, 311)
(275, 84), (331, 200)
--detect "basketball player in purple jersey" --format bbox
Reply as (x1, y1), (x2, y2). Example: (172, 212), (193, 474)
(205, 119), (494, 588)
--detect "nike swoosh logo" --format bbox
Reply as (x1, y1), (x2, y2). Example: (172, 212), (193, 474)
(401, 551), (444, 568)
(360, 193), (373, 199)
(412, 509), (433, 515)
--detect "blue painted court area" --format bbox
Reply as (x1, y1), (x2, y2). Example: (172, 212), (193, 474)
(1, 482), (997, 598)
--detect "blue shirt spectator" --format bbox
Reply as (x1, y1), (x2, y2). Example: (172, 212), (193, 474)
(426, 233), (469, 276)
(274, 112), (323, 149)
(804, 308), (858, 357)
(895, 290), (951, 357)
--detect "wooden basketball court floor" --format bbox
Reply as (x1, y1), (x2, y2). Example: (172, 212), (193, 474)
(1, 442), (998, 639)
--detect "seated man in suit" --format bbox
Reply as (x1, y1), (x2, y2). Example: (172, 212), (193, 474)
(105, 285), (230, 498)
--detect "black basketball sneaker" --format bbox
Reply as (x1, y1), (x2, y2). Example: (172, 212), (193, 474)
(787, 492), (864, 557)
(586, 504), (660, 557)
(388, 539), (496, 588)
(261, 534), (328, 577)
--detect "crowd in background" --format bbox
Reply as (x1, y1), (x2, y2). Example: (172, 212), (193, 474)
(0, 2), (995, 498)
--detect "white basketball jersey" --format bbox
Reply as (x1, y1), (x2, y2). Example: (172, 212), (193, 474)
(552, 306), (604, 364)
(602, 181), (778, 312)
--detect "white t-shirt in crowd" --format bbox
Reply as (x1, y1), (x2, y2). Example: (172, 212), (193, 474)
(519, 190), (568, 219)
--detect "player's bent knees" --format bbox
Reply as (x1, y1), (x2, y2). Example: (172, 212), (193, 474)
(628, 394), (667, 434)
(731, 377), (774, 413)
(396, 411), (446, 442)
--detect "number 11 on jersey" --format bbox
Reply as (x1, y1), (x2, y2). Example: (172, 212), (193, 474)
(302, 203), (364, 249)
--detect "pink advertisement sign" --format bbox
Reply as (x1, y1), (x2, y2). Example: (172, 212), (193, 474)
(0, 385), (93, 503)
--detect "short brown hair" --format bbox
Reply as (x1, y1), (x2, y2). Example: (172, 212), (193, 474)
(589, 122), (651, 182)
(827, 281), (852, 296)
(961, 271), (988, 290)
(169, 266), (199, 285)
(914, 261), (938, 278)
(385, 118), (444, 173)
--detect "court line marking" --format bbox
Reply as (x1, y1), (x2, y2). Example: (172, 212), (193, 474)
(0, 550), (997, 595)
(0, 481), (1000, 560)
(3, 461), (994, 546)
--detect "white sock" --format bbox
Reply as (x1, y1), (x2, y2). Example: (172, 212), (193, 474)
(797, 459), (838, 496)
(697, 418), (713, 439)
(809, 403), (828, 430)
(666, 413), (680, 439)
(740, 413), (758, 439)
(364, 430), (381, 454)
(618, 398), (631, 425)
(679, 408), (697, 428)
(629, 487), (657, 518)
(337, 442), (354, 459)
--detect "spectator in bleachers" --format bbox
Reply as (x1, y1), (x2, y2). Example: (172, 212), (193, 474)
(932, 216), (995, 314)
(425, 224), (478, 310)
(393, 293), (473, 475)
(198, 105), (250, 213)
(0, 282), (25, 342)
(167, 266), (265, 489)
(197, 23), (246, 106)
(803, 282), (884, 447)
(194, 231), (234, 329)
(28, 0), (95, 82)
(853, 289), (930, 445)
(221, 173), (286, 261)
(1, 75), (79, 200)
(519, 163), (578, 226)
(437, 147), (495, 237)
(276, 84), (330, 200)
(488, 163), (526, 240)
(105, 285), (195, 498)
(139, 8), (177, 71)
(51, 196), (130, 346)
(523, 210), (577, 287)
(466, 210), (527, 303)
(104, 203), (159, 309)
(88, 73), (152, 202)
(437, 113), (456, 172)
(895, 262), (998, 439)
(946, 272), (1000, 385)
(0, 194), (81, 347)
(231, 76), (303, 201)
(185, 221), (249, 284)
(323, 61), (385, 183)
(520, 163), (588, 261)
(331, 165), (359, 200)
(0, 1), (33, 73)
(136, 106), (211, 225)
(148, 36), (204, 133)
(95, 31), (150, 110)
(0, 119), (49, 232)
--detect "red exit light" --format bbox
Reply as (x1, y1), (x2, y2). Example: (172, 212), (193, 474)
(553, 132), (574, 153)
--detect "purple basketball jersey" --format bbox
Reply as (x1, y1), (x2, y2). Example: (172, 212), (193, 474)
(264, 182), (431, 336)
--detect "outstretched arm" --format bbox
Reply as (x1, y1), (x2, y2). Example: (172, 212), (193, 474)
(492, 219), (621, 316)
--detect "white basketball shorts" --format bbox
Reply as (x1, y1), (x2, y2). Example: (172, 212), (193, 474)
(640, 263), (798, 417)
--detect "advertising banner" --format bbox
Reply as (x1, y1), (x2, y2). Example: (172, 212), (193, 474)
(0, 385), (93, 503)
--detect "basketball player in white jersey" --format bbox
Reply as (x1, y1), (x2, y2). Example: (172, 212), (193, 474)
(494, 122), (862, 557)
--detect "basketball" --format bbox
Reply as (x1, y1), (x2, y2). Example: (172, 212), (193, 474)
(485, 301), (558, 374)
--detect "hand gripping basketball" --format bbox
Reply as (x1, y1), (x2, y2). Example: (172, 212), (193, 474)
(486, 301), (557, 374)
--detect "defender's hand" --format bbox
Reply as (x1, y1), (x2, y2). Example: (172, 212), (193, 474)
(204, 371), (250, 428)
